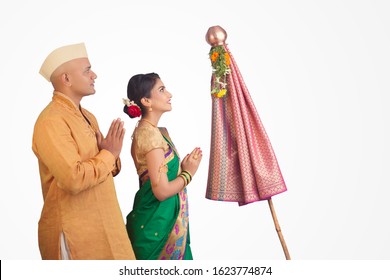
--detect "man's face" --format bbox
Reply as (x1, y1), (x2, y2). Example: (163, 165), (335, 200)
(67, 58), (97, 98)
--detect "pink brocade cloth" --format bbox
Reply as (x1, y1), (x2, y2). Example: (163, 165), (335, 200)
(206, 44), (287, 206)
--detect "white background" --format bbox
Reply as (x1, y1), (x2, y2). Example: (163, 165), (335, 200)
(0, 0), (389, 260)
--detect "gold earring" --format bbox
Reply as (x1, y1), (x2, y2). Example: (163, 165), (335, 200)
(149, 107), (153, 112)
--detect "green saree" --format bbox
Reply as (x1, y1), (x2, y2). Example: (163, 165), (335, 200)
(126, 128), (192, 260)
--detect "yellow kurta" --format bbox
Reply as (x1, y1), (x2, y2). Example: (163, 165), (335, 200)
(32, 91), (135, 260)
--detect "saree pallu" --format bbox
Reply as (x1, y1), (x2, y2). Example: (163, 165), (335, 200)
(126, 131), (192, 260)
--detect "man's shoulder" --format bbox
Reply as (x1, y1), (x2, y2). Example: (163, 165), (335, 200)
(34, 100), (75, 130)
(35, 101), (63, 120)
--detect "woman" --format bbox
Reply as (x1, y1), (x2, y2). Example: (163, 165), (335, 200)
(123, 73), (202, 260)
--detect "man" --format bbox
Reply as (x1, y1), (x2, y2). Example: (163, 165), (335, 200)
(32, 43), (135, 260)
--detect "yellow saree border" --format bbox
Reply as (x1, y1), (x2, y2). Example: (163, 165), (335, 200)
(158, 128), (190, 259)
(158, 187), (189, 260)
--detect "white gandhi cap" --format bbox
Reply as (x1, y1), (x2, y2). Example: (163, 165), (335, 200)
(39, 43), (88, 82)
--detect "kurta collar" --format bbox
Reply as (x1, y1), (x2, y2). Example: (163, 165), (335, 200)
(52, 91), (81, 112)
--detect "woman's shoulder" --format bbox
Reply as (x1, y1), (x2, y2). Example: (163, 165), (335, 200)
(133, 125), (167, 153)
(134, 124), (161, 138)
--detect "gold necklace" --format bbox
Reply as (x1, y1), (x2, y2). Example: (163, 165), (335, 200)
(141, 118), (157, 127)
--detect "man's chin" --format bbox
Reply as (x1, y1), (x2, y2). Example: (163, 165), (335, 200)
(86, 91), (96, 96)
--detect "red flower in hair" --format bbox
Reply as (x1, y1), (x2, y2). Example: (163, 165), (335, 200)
(128, 105), (141, 118)
(123, 98), (142, 118)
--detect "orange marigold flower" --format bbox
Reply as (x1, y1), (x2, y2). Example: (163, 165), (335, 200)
(211, 52), (219, 62)
(225, 53), (230, 65)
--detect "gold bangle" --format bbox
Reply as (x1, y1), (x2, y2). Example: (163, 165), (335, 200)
(179, 174), (188, 187)
(181, 172), (190, 184)
(181, 170), (192, 181)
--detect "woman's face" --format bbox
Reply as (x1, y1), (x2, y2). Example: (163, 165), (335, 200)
(149, 78), (172, 113)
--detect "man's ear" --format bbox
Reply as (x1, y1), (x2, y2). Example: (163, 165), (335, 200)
(61, 73), (71, 86)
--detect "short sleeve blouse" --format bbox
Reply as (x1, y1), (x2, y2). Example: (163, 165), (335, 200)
(132, 125), (169, 175)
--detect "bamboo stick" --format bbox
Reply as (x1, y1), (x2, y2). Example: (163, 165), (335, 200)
(268, 198), (291, 260)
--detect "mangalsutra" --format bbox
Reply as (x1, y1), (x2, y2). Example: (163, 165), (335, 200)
(141, 118), (157, 127)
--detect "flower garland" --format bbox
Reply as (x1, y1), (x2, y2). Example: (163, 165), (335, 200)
(123, 98), (142, 118)
(209, 45), (231, 98)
